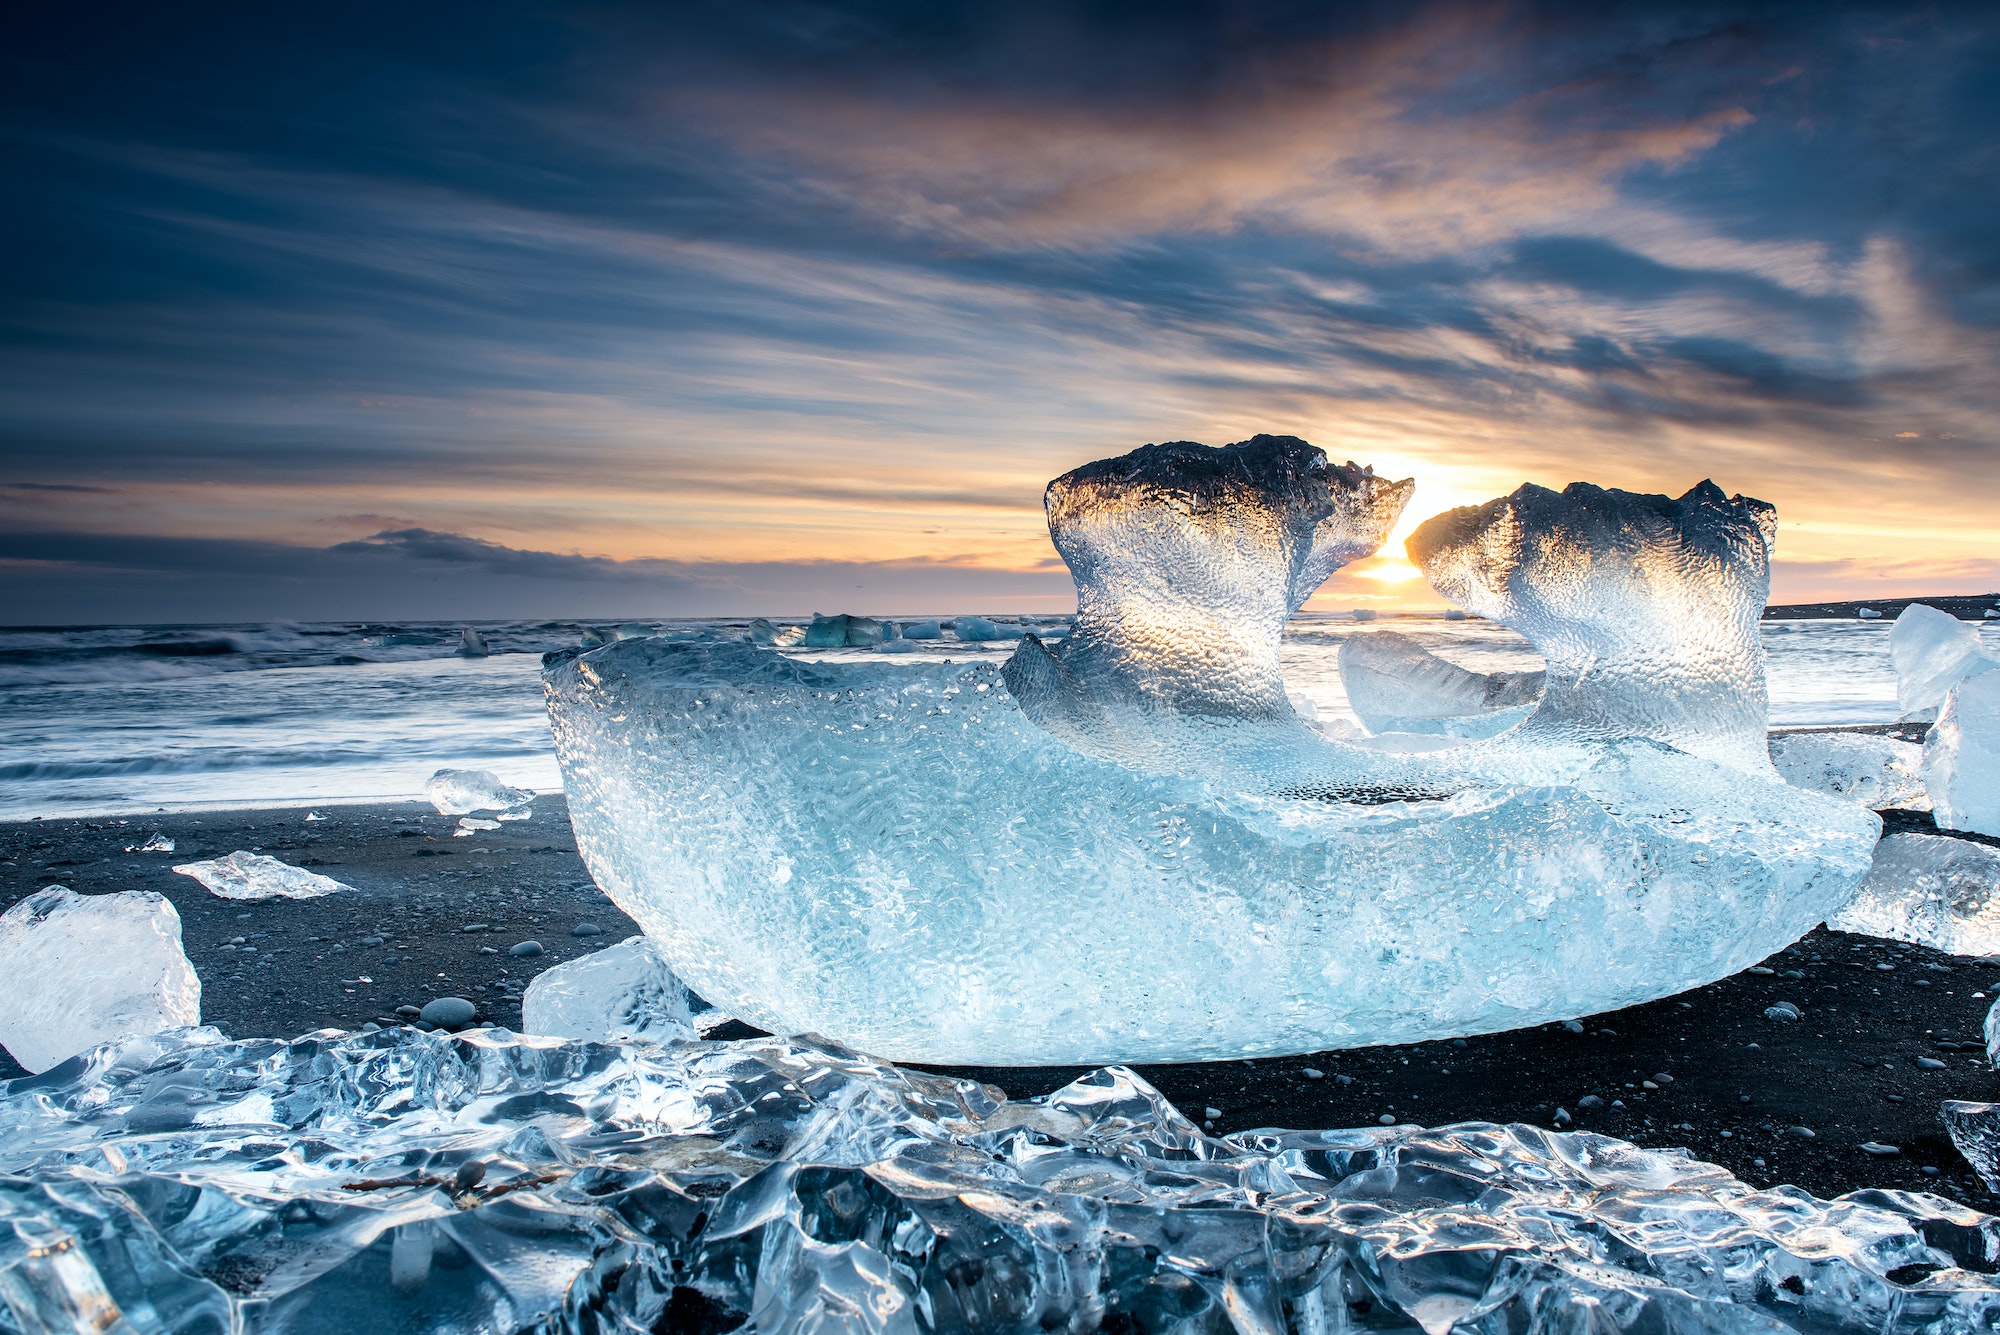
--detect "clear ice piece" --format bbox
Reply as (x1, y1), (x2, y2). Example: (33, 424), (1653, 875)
(1945, 1100), (2000, 1191)
(1892, 603), (1998, 722)
(1338, 629), (1542, 735)
(455, 817), (501, 836)
(423, 768), (534, 815)
(0, 888), (200, 1073)
(0, 1027), (1993, 1333)
(1408, 480), (1778, 773)
(171, 850), (354, 899)
(1770, 731), (1929, 809)
(1830, 833), (2000, 953)
(520, 935), (695, 1044)
(1005, 435), (1412, 771)
(747, 616), (781, 645)
(953, 615), (1018, 641)
(457, 626), (489, 657)
(1927, 672), (2000, 836)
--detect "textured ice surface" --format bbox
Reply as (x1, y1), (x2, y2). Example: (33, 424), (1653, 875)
(2, 1027), (1997, 1335)
(1771, 732), (1929, 809)
(1945, 1101), (2000, 1193)
(0, 888), (199, 1073)
(172, 850), (354, 900)
(1830, 834), (2000, 954)
(1893, 604), (1998, 722)
(1409, 480), (1778, 773)
(548, 453), (1876, 1063)
(1338, 630), (1543, 736)
(521, 935), (694, 1044)
(1927, 673), (2000, 836)
(423, 767), (533, 815)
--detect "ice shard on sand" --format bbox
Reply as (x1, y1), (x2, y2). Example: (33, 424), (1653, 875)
(545, 441), (1877, 1065)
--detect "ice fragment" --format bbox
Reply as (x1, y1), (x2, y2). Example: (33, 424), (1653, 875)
(172, 850), (352, 900)
(1832, 833), (2000, 954)
(0, 887), (200, 1072)
(1771, 731), (1929, 809)
(521, 936), (694, 1044)
(457, 626), (489, 657)
(423, 768), (534, 815)
(1926, 672), (2000, 836)
(1891, 603), (1998, 722)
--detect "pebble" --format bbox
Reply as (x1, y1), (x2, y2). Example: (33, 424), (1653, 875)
(1719, 1130), (1733, 1138)
(462, 923), (490, 933)
(1786, 1125), (1816, 1139)
(1553, 1107), (1572, 1126)
(509, 941), (545, 958)
(1597, 1028), (1617, 1038)
(1301, 1068), (1325, 1080)
(1653, 1073), (1674, 1086)
(1377, 1114), (1395, 1125)
(1764, 1002), (1802, 1021)
(1917, 1057), (1948, 1069)
(453, 1160), (487, 1190)
(1562, 1020), (1584, 1034)
(1577, 1094), (1605, 1110)
(572, 924), (603, 937)
(1748, 966), (1775, 975)
(1334, 1074), (1354, 1086)
(361, 936), (384, 947)
(1859, 1142), (1900, 1157)
(478, 946), (498, 954)
(1923, 1166), (1941, 1177)
(420, 997), (478, 1031)
(1875, 963), (1895, 972)
(395, 1005), (423, 1019)
(1205, 1107), (1222, 1121)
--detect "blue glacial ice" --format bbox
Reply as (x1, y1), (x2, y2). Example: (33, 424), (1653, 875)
(2, 1025), (1997, 1335)
(545, 438), (1878, 1065)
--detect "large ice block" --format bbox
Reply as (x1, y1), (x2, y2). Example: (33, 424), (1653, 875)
(1338, 629), (1543, 735)
(1927, 671), (2000, 835)
(1830, 832), (2000, 954)
(546, 449), (1876, 1063)
(1892, 603), (1998, 722)
(0, 887), (200, 1073)
(0, 1026), (1994, 1334)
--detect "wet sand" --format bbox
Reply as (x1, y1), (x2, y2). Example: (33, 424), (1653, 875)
(4, 797), (1999, 1211)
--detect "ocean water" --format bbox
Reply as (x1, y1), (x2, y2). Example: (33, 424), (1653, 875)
(1, 615), (1989, 820)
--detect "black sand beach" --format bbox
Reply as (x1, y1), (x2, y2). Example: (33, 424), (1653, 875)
(5, 797), (1999, 1214)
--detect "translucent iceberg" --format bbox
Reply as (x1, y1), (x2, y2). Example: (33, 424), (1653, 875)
(952, 615), (1017, 641)
(1893, 604), (1997, 722)
(1830, 833), (2000, 954)
(1771, 731), (1929, 809)
(521, 935), (694, 1044)
(172, 850), (355, 900)
(2, 1027), (1996, 1335)
(0, 888), (199, 1073)
(424, 768), (534, 815)
(547, 444), (1876, 1064)
(900, 619), (943, 640)
(1927, 672), (2000, 836)
(1338, 629), (1542, 736)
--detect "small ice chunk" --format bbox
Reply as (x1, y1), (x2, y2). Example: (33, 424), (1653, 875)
(954, 616), (1021, 641)
(172, 851), (354, 900)
(1857, 607), (1882, 619)
(1286, 691), (1320, 723)
(844, 616), (887, 646)
(457, 627), (490, 657)
(901, 619), (943, 640)
(1891, 603), (1998, 722)
(1927, 672), (2000, 835)
(1943, 1100), (2000, 1190)
(1350, 608), (1377, 622)
(424, 768), (534, 815)
(304, 811), (325, 821)
(748, 617), (780, 645)
(521, 936), (695, 1044)
(1338, 630), (1543, 736)
(875, 638), (921, 653)
(455, 817), (501, 836)
(125, 833), (175, 853)
(1830, 832), (2000, 953)
(0, 887), (201, 1072)
(1770, 731), (1928, 809)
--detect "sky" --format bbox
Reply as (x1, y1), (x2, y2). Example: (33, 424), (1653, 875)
(3, 0), (1996, 623)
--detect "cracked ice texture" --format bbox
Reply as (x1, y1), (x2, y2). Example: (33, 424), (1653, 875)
(1338, 629), (1543, 736)
(5, 1027), (1997, 1334)
(1005, 435), (1412, 770)
(1407, 480), (1779, 773)
(0, 888), (199, 1073)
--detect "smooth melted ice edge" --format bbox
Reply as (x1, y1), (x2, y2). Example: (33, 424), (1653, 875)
(545, 642), (1876, 1065)
(0, 1025), (1996, 1335)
